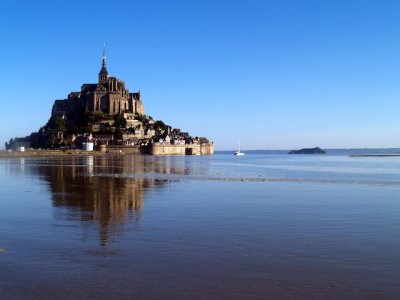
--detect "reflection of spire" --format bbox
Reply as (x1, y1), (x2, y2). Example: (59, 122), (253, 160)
(99, 221), (109, 247)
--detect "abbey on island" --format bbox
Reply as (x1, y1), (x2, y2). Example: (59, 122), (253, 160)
(6, 50), (214, 155)
(52, 50), (144, 118)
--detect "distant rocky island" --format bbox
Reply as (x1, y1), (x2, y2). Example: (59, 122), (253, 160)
(288, 147), (326, 154)
(6, 50), (214, 155)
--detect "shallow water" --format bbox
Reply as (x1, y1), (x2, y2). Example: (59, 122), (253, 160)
(1, 154), (400, 299)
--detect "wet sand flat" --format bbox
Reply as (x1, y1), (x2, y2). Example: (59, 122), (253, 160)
(1, 155), (400, 299)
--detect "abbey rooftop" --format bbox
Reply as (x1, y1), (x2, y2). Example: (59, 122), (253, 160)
(6, 51), (214, 155)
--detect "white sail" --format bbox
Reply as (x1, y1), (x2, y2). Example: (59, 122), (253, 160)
(234, 140), (245, 156)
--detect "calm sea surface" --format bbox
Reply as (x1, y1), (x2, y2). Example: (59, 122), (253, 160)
(1, 153), (400, 299)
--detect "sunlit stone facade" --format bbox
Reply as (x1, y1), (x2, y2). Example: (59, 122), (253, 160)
(52, 52), (144, 118)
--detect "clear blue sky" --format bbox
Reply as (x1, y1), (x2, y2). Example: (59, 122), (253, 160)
(1, 0), (400, 150)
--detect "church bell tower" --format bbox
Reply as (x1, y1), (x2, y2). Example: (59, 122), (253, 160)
(98, 44), (109, 84)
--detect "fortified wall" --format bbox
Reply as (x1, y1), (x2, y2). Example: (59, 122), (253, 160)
(99, 145), (147, 154)
(149, 143), (214, 155)
(97, 143), (214, 156)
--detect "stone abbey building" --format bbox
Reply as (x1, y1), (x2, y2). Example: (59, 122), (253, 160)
(6, 50), (214, 155)
(52, 50), (144, 118)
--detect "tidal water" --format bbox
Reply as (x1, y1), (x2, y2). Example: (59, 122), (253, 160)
(1, 154), (400, 299)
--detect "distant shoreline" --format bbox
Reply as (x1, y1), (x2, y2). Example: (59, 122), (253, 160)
(216, 149), (400, 156)
(349, 154), (400, 157)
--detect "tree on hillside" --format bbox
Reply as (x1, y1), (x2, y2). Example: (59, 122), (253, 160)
(46, 116), (66, 132)
(114, 127), (123, 140)
(134, 114), (147, 123)
(114, 114), (127, 128)
(154, 120), (166, 131)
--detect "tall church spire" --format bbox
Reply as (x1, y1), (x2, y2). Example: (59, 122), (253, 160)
(99, 43), (109, 84)
(102, 43), (106, 67)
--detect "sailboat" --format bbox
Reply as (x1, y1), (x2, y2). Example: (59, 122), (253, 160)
(234, 141), (245, 156)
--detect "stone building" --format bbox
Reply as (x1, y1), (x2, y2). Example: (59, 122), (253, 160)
(7, 49), (214, 155)
(52, 49), (144, 118)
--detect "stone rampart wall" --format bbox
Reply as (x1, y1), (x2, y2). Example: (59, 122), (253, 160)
(150, 143), (214, 156)
(101, 145), (147, 154)
(150, 143), (187, 155)
(101, 143), (214, 155)
(200, 143), (214, 155)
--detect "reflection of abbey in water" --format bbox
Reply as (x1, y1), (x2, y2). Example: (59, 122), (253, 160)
(33, 156), (188, 246)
